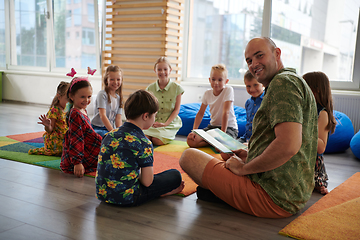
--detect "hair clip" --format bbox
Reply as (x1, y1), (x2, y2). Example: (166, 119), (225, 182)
(66, 68), (77, 77)
(87, 67), (97, 75)
(69, 76), (89, 92)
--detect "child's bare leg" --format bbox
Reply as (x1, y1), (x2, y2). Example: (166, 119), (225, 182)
(151, 137), (165, 146)
(161, 181), (185, 196)
(146, 135), (165, 146)
(187, 133), (209, 148)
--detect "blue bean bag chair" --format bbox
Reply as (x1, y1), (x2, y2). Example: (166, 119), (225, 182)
(325, 111), (354, 153)
(178, 103), (246, 137)
(350, 130), (360, 159)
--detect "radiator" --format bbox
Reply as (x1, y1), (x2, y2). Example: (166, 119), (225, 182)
(332, 92), (360, 133)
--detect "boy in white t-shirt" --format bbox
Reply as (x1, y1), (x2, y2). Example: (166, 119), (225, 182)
(187, 64), (238, 148)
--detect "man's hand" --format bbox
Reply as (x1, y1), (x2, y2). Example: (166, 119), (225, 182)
(221, 149), (248, 161)
(225, 155), (246, 176)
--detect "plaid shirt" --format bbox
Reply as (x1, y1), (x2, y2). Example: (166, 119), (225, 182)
(60, 108), (102, 174)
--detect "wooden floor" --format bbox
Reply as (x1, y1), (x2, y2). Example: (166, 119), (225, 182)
(0, 101), (359, 240)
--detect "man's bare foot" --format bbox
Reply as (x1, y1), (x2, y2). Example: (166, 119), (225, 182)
(161, 181), (185, 197)
(314, 186), (329, 195)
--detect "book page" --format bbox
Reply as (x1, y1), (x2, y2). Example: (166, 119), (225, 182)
(192, 129), (232, 153)
(206, 128), (247, 151)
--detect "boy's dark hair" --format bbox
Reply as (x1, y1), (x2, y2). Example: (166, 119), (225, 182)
(125, 90), (159, 120)
(244, 70), (255, 82)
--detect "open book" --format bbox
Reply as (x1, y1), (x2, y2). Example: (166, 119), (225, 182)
(192, 128), (247, 154)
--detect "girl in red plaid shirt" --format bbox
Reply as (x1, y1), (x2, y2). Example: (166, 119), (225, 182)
(60, 77), (102, 177)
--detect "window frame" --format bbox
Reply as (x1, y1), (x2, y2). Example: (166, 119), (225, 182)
(182, 0), (360, 90)
(3, 0), (101, 76)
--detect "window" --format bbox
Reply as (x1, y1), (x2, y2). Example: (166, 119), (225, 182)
(73, 8), (81, 26)
(66, 10), (72, 27)
(184, 0), (360, 89)
(270, 0), (360, 89)
(0, 0), (5, 68)
(13, 0), (48, 67)
(5, 0), (100, 72)
(88, 3), (94, 23)
(185, 0), (264, 82)
(82, 28), (95, 45)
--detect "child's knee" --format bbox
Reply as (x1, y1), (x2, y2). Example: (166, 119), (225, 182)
(170, 169), (182, 185)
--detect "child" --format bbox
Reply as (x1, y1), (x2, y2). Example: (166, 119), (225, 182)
(29, 81), (70, 156)
(303, 71), (336, 195)
(60, 77), (102, 178)
(96, 89), (184, 206)
(143, 57), (184, 145)
(239, 70), (264, 143)
(187, 64), (238, 148)
(91, 65), (123, 137)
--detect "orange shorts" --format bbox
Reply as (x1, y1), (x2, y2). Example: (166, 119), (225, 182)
(202, 158), (292, 218)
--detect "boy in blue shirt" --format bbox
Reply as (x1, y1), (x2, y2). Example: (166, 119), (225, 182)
(95, 90), (184, 206)
(239, 70), (264, 143)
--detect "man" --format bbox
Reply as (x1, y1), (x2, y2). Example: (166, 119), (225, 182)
(179, 37), (318, 218)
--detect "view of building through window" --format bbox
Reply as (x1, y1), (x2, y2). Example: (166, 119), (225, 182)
(9, 0), (97, 70)
(188, 0), (264, 80)
(53, 0), (97, 69)
(14, 0), (48, 67)
(187, 0), (360, 82)
(271, 0), (359, 82)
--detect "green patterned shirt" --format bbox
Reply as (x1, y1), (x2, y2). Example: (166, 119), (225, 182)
(247, 68), (318, 214)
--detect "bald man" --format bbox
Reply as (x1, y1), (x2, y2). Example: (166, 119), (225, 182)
(179, 37), (318, 218)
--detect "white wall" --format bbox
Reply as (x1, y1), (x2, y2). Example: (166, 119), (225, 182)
(2, 72), (102, 105)
(2, 72), (250, 108)
(181, 82), (250, 108)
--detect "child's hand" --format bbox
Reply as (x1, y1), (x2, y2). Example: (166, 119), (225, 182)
(74, 163), (85, 178)
(152, 122), (166, 128)
(37, 114), (51, 128)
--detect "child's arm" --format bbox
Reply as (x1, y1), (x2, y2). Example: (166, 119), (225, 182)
(164, 94), (182, 126)
(317, 110), (330, 154)
(153, 94), (182, 128)
(38, 114), (56, 133)
(139, 166), (154, 187)
(221, 101), (232, 132)
(99, 108), (114, 132)
(115, 114), (122, 128)
(193, 103), (207, 129)
(68, 110), (86, 177)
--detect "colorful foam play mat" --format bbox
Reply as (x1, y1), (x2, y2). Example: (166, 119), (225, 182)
(0, 131), (225, 197)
